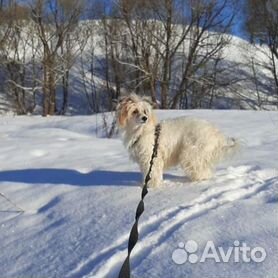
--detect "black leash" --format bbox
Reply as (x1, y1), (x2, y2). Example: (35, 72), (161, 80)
(118, 124), (161, 278)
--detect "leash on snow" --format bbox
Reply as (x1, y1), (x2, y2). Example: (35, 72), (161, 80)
(118, 124), (161, 278)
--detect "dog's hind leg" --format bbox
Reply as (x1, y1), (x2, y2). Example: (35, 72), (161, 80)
(179, 146), (214, 181)
(189, 165), (213, 181)
(181, 160), (213, 181)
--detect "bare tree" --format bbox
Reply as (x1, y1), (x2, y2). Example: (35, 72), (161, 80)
(0, 0), (12, 48)
(114, 0), (237, 109)
(59, 22), (88, 114)
(246, 0), (278, 100)
(0, 1), (40, 114)
(78, 20), (100, 113)
(30, 0), (83, 116)
(171, 0), (236, 108)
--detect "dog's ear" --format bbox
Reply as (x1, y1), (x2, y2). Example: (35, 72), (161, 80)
(116, 96), (132, 128)
(118, 105), (128, 128)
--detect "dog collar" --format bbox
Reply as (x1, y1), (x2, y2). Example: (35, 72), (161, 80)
(129, 124), (161, 150)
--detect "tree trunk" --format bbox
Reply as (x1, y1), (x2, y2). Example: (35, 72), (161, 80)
(161, 0), (172, 109)
(61, 69), (69, 115)
(43, 57), (56, 116)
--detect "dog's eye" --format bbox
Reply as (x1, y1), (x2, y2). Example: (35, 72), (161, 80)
(132, 109), (138, 115)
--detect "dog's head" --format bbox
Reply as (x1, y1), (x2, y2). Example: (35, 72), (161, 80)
(116, 93), (156, 129)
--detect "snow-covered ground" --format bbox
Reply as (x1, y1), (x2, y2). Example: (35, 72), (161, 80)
(0, 110), (277, 278)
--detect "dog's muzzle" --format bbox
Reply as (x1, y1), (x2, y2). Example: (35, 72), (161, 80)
(141, 116), (148, 123)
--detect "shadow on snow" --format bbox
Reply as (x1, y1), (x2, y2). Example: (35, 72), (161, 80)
(0, 168), (179, 187)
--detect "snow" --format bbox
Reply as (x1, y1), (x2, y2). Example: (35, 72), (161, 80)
(0, 110), (277, 278)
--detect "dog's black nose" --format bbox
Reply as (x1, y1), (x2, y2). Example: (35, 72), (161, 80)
(142, 116), (148, 122)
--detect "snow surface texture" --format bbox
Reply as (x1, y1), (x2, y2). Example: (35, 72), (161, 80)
(0, 110), (277, 278)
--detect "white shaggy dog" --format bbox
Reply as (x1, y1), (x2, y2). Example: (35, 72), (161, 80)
(117, 94), (237, 188)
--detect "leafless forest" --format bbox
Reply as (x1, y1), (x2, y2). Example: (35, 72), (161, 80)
(0, 0), (277, 115)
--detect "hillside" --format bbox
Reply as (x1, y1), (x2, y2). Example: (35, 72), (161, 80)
(0, 20), (277, 115)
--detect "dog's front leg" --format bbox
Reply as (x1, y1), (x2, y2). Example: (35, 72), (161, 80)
(141, 158), (163, 188)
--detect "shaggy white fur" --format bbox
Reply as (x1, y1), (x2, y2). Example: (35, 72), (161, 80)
(117, 94), (237, 188)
